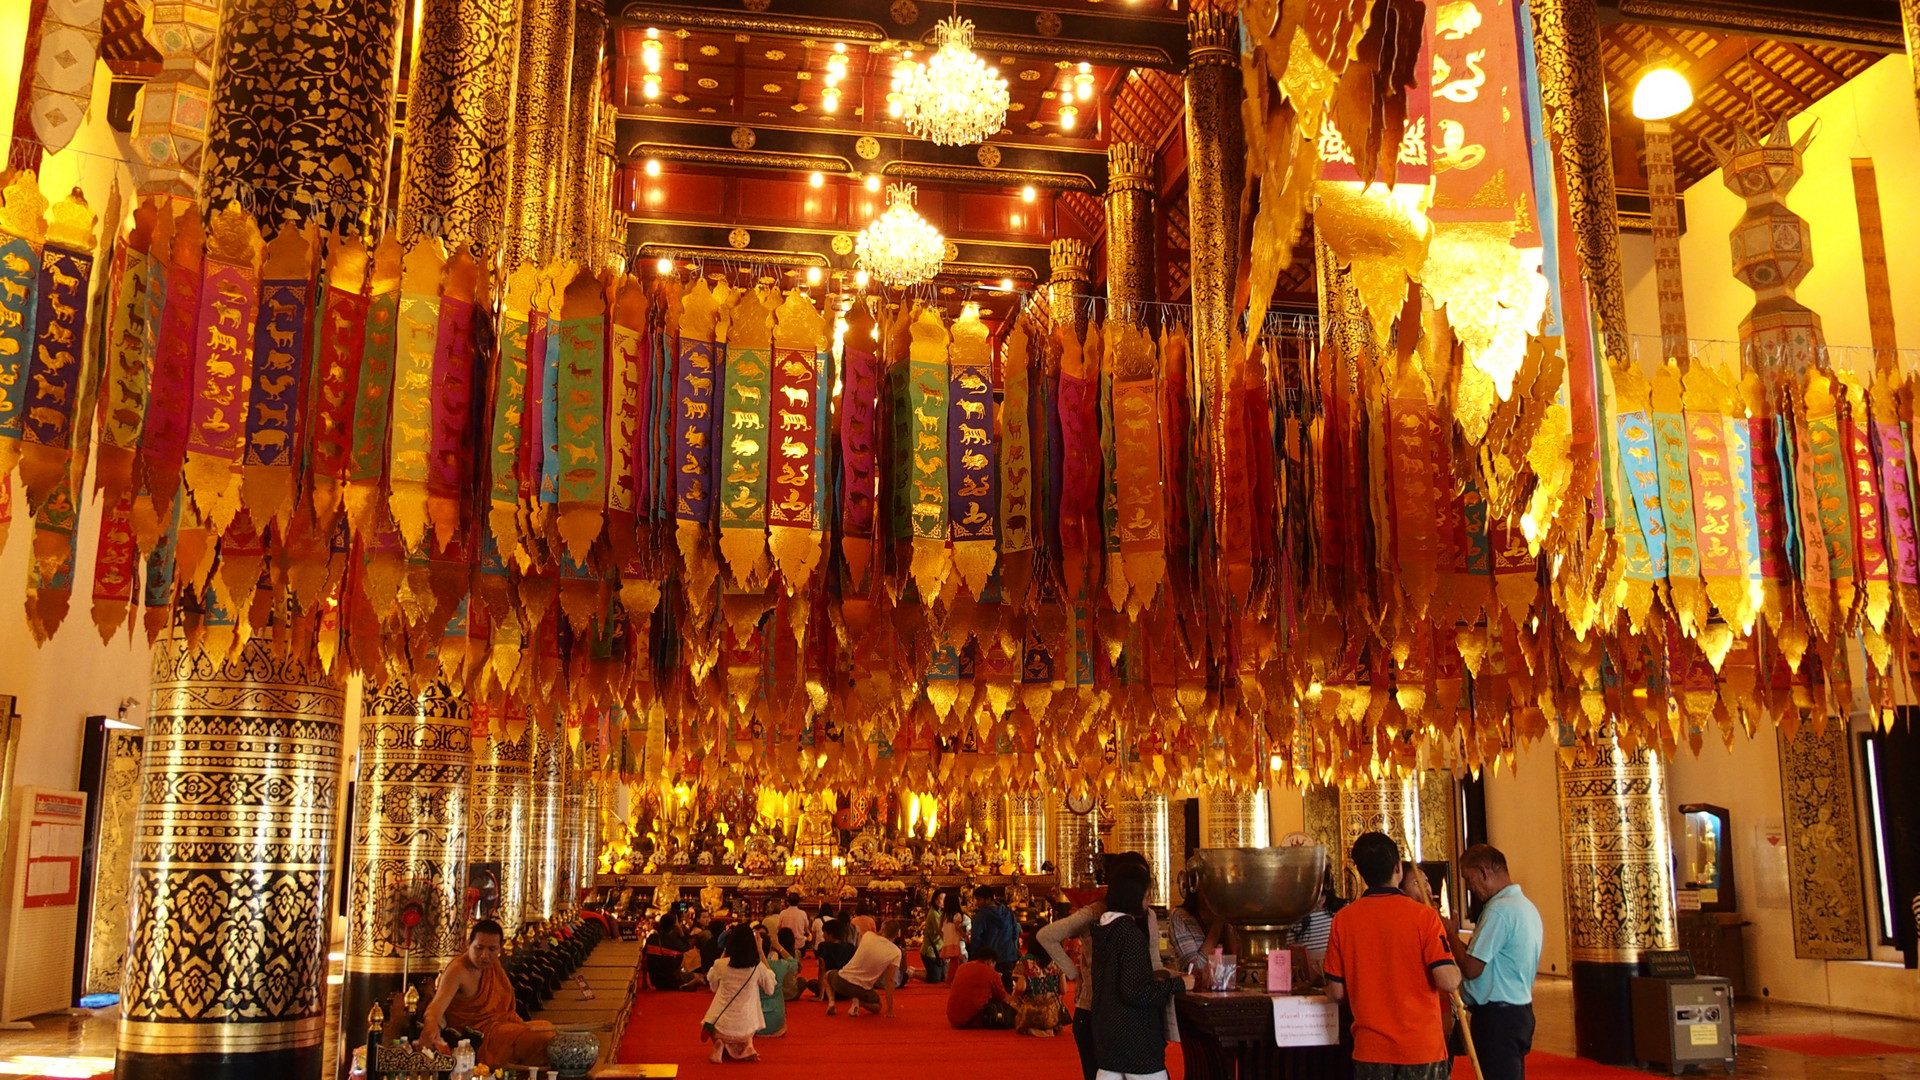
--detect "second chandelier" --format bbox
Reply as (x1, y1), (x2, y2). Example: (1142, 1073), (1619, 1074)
(888, 17), (1010, 146)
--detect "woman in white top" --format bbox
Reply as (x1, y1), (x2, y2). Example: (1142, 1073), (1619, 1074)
(702, 927), (778, 1064)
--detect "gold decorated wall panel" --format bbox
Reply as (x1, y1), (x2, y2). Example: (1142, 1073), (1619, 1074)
(1777, 722), (1870, 959)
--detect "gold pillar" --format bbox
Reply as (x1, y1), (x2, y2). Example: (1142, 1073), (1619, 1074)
(1559, 736), (1678, 1063)
(1105, 141), (1156, 318)
(1529, 0), (1628, 363)
(1645, 119), (1688, 361)
(1047, 238), (1091, 343)
(1052, 795), (1100, 889)
(1183, 7), (1243, 391)
(395, 0), (522, 253)
(468, 727), (532, 936)
(199, 0), (405, 227)
(557, 0), (608, 263)
(578, 741), (601, 893)
(558, 739), (584, 909)
(967, 792), (1004, 853)
(1337, 773), (1455, 878)
(1111, 793), (1172, 907)
(1903, 0), (1920, 140)
(525, 718), (566, 922)
(339, 681), (471, 1072)
(501, 0), (576, 268)
(1207, 788), (1268, 848)
(1005, 792), (1049, 876)
(119, 637), (346, 1080)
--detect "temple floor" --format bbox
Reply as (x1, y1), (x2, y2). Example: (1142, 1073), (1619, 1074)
(3, 970), (1919, 1077)
(612, 974), (1920, 1080)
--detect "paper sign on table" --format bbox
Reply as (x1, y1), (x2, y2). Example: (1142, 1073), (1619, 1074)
(1271, 996), (1339, 1047)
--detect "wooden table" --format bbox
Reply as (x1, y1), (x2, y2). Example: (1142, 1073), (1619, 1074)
(1174, 991), (1353, 1080)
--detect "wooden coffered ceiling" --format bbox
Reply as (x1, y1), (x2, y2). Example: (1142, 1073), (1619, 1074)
(611, 0), (1903, 308)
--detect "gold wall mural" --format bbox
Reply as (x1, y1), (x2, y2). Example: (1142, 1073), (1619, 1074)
(85, 728), (144, 996)
(1777, 722), (1870, 959)
(119, 637), (345, 1080)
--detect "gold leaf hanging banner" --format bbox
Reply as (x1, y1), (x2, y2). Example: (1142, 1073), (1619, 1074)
(181, 203), (261, 536)
(241, 224), (313, 535)
(488, 265), (536, 561)
(1841, 377), (1889, 633)
(1110, 320), (1164, 617)
(716, 284), (774, 589)
(675, 278), (725, 616)
(948, 303), (996, 600)
(1802, 370), (1854, 636)
(768, 287), (824, 590)
(307, 234), (368, 534)
(17, 188), (97, 515)
(1650, 362), (1703, 635)
(345, 233), (403, 536)
(390, 238), (447, 551)
(907, 305), (952, 602)
(96, 198), (161, 505)
(554, 269), (608, 563)
(0, 174), (48, 481)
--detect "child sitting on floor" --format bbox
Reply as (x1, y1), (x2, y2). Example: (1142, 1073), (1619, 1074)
(1012, 930), (1065, 1037)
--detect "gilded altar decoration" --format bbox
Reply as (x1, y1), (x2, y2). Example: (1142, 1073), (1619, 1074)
(888, 17), (1009, 146)
(1777, 721), (1871, 959)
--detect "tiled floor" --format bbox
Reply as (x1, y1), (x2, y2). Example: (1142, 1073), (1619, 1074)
(3, 971), (1917, 1077)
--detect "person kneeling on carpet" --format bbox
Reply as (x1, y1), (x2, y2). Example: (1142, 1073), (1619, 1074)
(946, 945), (1016, 1029)
(824, 918), (902, 1017)
(703, 923), (778, 1064)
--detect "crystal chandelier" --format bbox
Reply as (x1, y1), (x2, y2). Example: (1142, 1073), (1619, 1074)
(888, 17), (1010, 146)
(856, 184), (947, 287)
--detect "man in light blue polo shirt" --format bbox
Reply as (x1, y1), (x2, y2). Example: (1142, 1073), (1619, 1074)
(1446, 844), (1543, 1080)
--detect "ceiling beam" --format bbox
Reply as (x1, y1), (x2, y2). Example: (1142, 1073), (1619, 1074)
(617, 114), (1110, 192)
(1606, 0), (1901, 51)
(616, 0), (1189, 70)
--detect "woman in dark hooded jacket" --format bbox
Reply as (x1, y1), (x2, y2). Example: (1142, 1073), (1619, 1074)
(1089, 862), (1195, 1080)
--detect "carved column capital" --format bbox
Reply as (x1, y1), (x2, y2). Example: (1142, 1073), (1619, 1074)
(1187, 7), (1238, 70)
(1049, 237), (1093, 284)
(1107, 141), (1154, 194)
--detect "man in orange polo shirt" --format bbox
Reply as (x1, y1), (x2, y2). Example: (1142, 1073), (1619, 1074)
(1324, 832), (1462, 1080)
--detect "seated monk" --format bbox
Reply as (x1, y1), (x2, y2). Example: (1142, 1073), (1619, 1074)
(422, 919), (556, 1068)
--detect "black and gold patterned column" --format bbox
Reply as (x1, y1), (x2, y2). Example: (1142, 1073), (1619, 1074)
(199, 0), (406, 227)
(556, 0), (607, 263)
(501, 0), (576, 268)
(395, 0), (521, 252)
(1047, 238), (1091, 343)
(1105, 141), (1155, 320)
(467, 727), (532, 936)
(339, 681), (472, 1075)
(1111, 793), (1172, 907)
(578, 742), (602, 893)
(1530, 0), (1628, 362)
(1052, 795), (1099, 888)
(1559, 737), (1678, 1064)
(1206, 789), (1267, 848)
(1905, 0), (1920, 139)
(1183, 6), (1243, 392)
(1005, 793), (1048, 875)
(558, 738), (584, 909)
(119, 637), (346, 1080)
(524, 718), (566, 922)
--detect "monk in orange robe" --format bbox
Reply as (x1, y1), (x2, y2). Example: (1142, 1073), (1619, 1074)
(423, 919), (556, 1068)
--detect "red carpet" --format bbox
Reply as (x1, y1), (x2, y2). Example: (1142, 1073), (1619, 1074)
(1463, 1052), (1644, 1078)
(1741, 1033), (1920, 1057)
(616, 972), (1122, 1079)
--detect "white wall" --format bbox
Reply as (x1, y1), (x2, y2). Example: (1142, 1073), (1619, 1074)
(0, 45), (152, 794)
(1481, 740), (1570, 977)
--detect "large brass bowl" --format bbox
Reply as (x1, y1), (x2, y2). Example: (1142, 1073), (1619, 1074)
(1185, 846), (1327, 979)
